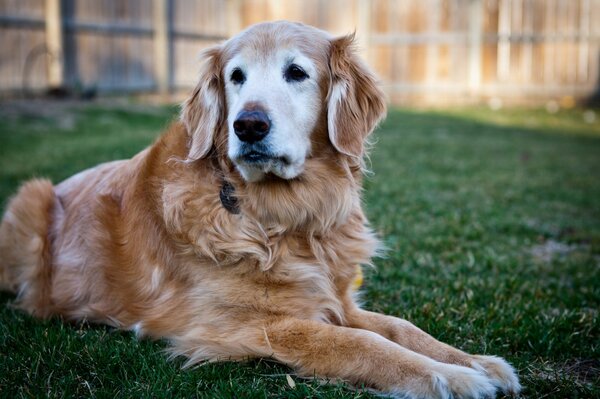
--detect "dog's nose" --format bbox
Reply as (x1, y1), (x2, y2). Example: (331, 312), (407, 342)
(233, 110), (271, 143)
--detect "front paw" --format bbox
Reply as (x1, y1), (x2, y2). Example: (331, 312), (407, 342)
(433, 362), (497, 399)
(392, 362), (496, 399)
(471, 355), (521, 396)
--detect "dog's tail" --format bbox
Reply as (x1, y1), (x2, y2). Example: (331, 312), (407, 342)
(0, 179), (56, 317)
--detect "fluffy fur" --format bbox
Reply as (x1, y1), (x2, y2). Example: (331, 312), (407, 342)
(0, 22), (520, 398)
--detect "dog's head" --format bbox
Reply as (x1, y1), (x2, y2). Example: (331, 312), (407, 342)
(181, 21), (386, 182)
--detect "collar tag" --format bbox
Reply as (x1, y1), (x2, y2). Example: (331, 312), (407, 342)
(220, 181), (240, 214)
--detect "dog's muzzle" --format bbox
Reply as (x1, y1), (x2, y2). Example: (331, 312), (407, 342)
(230, 108), (302, 181)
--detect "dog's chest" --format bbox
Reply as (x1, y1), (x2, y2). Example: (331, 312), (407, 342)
(202, 256), (346, 324)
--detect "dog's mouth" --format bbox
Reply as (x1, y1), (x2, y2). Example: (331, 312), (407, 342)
(232, 145), (301, 182)
(240, 150), (291, 166)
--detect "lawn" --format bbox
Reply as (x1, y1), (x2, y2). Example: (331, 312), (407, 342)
(0, 101), (599, 398)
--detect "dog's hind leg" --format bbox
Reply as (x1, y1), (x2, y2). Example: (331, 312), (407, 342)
(0, 179), (57, 318)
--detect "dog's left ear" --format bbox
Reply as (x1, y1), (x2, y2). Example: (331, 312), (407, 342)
(327, 34), (387, 158)
(181, 46), (225, 161)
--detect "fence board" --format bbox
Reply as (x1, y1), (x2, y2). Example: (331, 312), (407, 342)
(0, 0), (598, 103)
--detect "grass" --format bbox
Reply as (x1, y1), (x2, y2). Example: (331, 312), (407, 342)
(0, 100), (599, 398)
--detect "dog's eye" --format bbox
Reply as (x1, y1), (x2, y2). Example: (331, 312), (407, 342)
(230, 68), (246, 85)
(284, 64), (309, 82)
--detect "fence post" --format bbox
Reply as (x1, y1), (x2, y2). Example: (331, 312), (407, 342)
(578, 0), (591, 83)
(154, 0), (171, 95)
(468, 0), (483, 96)
(45, 0), (64, 89)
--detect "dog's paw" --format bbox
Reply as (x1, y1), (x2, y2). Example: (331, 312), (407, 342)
(471, 355), (521, 396)
(434, 362), (497, 399)
(391, 362), (496, 399)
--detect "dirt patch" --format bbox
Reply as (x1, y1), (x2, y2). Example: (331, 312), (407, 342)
(0, 99), (84, 120)
(566, 359), (600, 384)
(533, 359), (600, 385)
(530, 239), (581, 262)
(0, 98), (175, 121)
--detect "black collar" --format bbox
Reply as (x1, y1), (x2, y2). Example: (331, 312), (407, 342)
(219, 181), (240, 214)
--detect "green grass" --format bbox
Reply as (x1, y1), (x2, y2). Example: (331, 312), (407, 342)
(1, 101), (599, 398)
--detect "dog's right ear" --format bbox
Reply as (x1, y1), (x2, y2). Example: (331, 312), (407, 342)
(181, 46), (225, 161)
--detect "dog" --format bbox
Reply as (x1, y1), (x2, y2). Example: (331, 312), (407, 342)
(0, 21), (520, 398)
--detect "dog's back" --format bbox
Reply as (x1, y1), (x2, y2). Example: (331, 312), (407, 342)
(0, 152), (144, 320)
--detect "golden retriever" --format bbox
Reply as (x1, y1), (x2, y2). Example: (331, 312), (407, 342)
(0, 21), (520, 398)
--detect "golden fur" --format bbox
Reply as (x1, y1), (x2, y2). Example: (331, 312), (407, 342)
(0, 22), (520, 398)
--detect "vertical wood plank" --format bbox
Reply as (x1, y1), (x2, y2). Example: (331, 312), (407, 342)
(45, 0), (64, 88)
(468, 0), (483, 93)
(565, 0), (577, 84)
(511, 0), (522, 82)
(267, 0), (284, 20)
(497, 0), (511, 81)
(522, 0), (533, 82)
(578, 0), (590, 83)
(226, 0), (242, 37)
(154, 0), (170, 94)
(389, 0), (399, 88)
(356, 0), (371, 62)
(544, 0), (555, 83)
(425, 0), (440, 87)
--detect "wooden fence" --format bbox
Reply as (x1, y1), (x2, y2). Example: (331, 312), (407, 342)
(1, 0), (599, 104)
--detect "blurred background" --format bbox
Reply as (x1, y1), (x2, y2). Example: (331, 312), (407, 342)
(1, 0), (599, 106)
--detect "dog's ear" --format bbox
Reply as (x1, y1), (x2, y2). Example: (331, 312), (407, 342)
(181, 46), (225, 161)
(327, 34), (386, 158)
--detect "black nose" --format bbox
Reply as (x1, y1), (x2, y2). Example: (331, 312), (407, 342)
(233, 110), (271, 143)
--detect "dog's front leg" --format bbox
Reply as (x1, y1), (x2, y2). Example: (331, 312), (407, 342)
(345, 308), (521, 396)
(264, 317), (496, 398)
